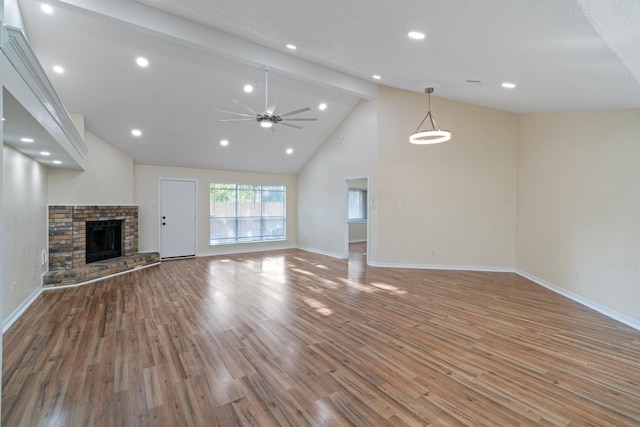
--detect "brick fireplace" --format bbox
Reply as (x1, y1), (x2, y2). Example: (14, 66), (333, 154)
(45, 205), (159, 286)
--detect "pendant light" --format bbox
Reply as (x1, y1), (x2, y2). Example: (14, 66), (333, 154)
(409, 87), (451, 144)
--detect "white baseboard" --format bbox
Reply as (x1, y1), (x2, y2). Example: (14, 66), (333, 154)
(297, 246), (346, 259)
(197, 244), (296, 258)
(3, 286), (43, 334)
(367, 261), (514, 272)
(516, 269), (640, 331)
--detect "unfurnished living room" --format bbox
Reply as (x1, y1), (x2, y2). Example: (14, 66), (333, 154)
(2, 0), (640, 425)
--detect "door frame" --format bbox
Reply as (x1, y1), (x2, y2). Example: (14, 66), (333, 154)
(158, 178), (198, 258)
(343, 176), (369, 259)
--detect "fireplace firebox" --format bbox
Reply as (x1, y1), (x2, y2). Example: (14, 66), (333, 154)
(86, 220), (123, 264)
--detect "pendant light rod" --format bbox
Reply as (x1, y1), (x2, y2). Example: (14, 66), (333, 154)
(409, 87), (452, 145)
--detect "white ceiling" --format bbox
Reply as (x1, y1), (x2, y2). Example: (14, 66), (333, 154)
(14, 0), (640, 174)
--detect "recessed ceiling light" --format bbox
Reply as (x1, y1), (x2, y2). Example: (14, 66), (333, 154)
(286, 44), (297, 50)
(220, 139), (229, 146)
(131, 129), (142, 137)
(502, 82), (516, 89)
(243, 84), (253, 93)
(372, 75), (381, 80)
(136, 57), (149, 67)
(53, 65), (64, 74)
(318, 103), (327, 111)
(408, 31), (426, 40)
(21, 137), (34, 143)
(286, 148), (293, 155)
(41, 4), (53, 14)
(40, 151), (51, 156)
(53, 160), (62, 164)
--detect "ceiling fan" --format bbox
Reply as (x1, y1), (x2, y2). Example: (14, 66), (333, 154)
(214, 66), (318, 130)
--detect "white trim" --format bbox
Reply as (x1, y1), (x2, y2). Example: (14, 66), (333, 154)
(198, 244), (296, 258)
(3, 286), (43, 334)
(297, 246), (347, 260)
(349, 239), (367, 243)
(516, 269), (640, 331)
(1, 26), (87, 162)
(367, 260), (514, 272)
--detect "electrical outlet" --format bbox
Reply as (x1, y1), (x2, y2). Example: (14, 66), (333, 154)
(431, 249), (436, 256)
(12, 282), (16, 295)
(32, 268), (36, 279)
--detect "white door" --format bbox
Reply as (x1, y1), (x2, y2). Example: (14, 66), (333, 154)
(160, 179), (197, 258)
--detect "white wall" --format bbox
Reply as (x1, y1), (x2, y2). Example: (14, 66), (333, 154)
(48, 116), (133, 205)
(517, 109), (640, 324)
(375, 86), (517, 269)
(297, 99), (378, 259)
(2, 145), (47, 320)
(134, 164), (297, 256)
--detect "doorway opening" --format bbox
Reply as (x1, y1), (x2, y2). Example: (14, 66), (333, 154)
(344, 177), (368, 260)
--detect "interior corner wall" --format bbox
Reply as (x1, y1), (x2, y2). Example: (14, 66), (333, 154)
(375, 86), (517, 269)
(517, 109), (640, 323)
(133, 164), (297, 256)
(2, 144), (47, 321)
(296, 98), (378, 260)
(48, 130), (134, 205)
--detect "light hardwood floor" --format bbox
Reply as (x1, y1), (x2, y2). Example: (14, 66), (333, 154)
(3, 243), (640, 426)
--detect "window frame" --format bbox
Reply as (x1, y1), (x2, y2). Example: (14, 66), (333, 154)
(209, 183), (286, 245)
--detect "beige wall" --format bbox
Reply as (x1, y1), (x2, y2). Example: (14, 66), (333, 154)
(48, 118), (134, 205)
(375, 86), (517, 269)
(517, 109), (640, 323)
(349, 223), (367, 242)
(133, 164), (297, 256)
(297, 99), (378, 259)
(2, 145), (48, 321)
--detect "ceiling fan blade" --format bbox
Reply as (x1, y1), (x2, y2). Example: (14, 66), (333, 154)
(279, 107), (311, 117)
(218, 118), (254, 122)
(279, 122), (303, 130)
(283, 118), (318, 121)
(267, 99), (279, 115)
(232, 99), (258, 115)
(213, 108), (255, 118)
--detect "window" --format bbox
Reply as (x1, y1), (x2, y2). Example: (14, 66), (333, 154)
(348, 189), (367, 222)
(210, 183), (286, 245)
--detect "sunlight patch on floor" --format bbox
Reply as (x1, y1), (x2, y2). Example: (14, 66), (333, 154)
(303, 297), (333, 316)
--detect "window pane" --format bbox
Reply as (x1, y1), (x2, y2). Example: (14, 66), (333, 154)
(210, 183), (286, 245)
(348, 189), (367, 220)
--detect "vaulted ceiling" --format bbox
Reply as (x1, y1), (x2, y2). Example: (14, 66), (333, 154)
(13, 0), (640, 174)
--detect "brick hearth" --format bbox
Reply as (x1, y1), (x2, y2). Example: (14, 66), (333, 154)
(45, 205), (159, 286)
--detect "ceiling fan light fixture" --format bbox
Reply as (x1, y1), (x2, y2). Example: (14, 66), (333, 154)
(409, 87), (451, 145)
(260, 120), (273, 128)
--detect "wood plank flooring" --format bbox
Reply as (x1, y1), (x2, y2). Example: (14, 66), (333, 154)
(3, 243), (640, 426)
